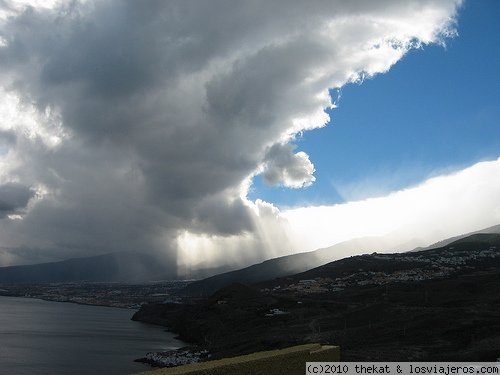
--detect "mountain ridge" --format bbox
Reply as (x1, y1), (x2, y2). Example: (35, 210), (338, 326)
(2, 225), (499, 285)
(0, 252), (175, 283)
(410, 224), (500, 252)
(183, 224), (500, 296)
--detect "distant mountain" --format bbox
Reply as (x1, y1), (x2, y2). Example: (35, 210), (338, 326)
(0, 252), (176, 283)
(410, 224), (500, 252)
(0, 250), (240, 284)
(183, 225), (500, 296)
(3, 225), (499, 285)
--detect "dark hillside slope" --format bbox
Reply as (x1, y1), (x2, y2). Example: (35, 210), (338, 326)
(258, 232), (500, 289)
(411, 224), (500, 252)
(184, 226), (500, 296)
(183, 236), (407, 296)
(0, 252), (174, 283)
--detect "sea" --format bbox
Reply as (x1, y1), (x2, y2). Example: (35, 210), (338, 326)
(0, 296), (183, 375)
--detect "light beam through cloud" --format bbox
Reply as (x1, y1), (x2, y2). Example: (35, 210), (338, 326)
(0, 0), (468, 272)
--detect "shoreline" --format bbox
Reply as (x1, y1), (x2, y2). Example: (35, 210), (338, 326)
(0, 280), (190, 310)
(0, 294), (192, 371)
(0, 293), (136, 310)
(0, 295), (186, 375)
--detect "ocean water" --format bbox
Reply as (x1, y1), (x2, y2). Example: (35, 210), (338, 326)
(0, 296), (183, 375)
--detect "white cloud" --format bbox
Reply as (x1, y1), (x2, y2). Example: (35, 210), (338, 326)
(262, 143), (316, 188)
(177, 158), (500, 268)
(282, 158), (500, 253)
(0, 0), (61, 20)
(0, 0), (463, 268)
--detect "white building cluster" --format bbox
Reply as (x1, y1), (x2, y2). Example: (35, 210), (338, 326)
(267, 246), (499, 295)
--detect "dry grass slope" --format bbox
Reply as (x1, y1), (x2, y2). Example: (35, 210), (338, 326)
(134, 344), (339, 375)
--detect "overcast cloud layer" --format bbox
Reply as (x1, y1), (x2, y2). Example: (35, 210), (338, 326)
(0, 0), (464, 271)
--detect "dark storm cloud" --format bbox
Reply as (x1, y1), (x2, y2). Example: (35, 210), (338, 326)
(0, 0), (461, 266)
(0, 130), (15, 144)
(0, 182), (34, 217)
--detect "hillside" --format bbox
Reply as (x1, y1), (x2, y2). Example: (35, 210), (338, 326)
(183, 236), (408, 296)
(134, 232), (500, 361)
(411, 224), (500, 252)
(257, 233), (500, 290)
(183, 226), (500, 296)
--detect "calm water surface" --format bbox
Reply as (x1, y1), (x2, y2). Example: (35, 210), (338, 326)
(0, 296), (183, 375)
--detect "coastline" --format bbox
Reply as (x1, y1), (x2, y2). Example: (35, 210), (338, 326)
(0, 293), (137, 309)
(0, 280), (189, 309)
(0, 294), (191, 372)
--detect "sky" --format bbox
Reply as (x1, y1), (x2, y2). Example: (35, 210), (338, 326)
(0, 0), (499, 275)
(249, 0), (500, 207)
